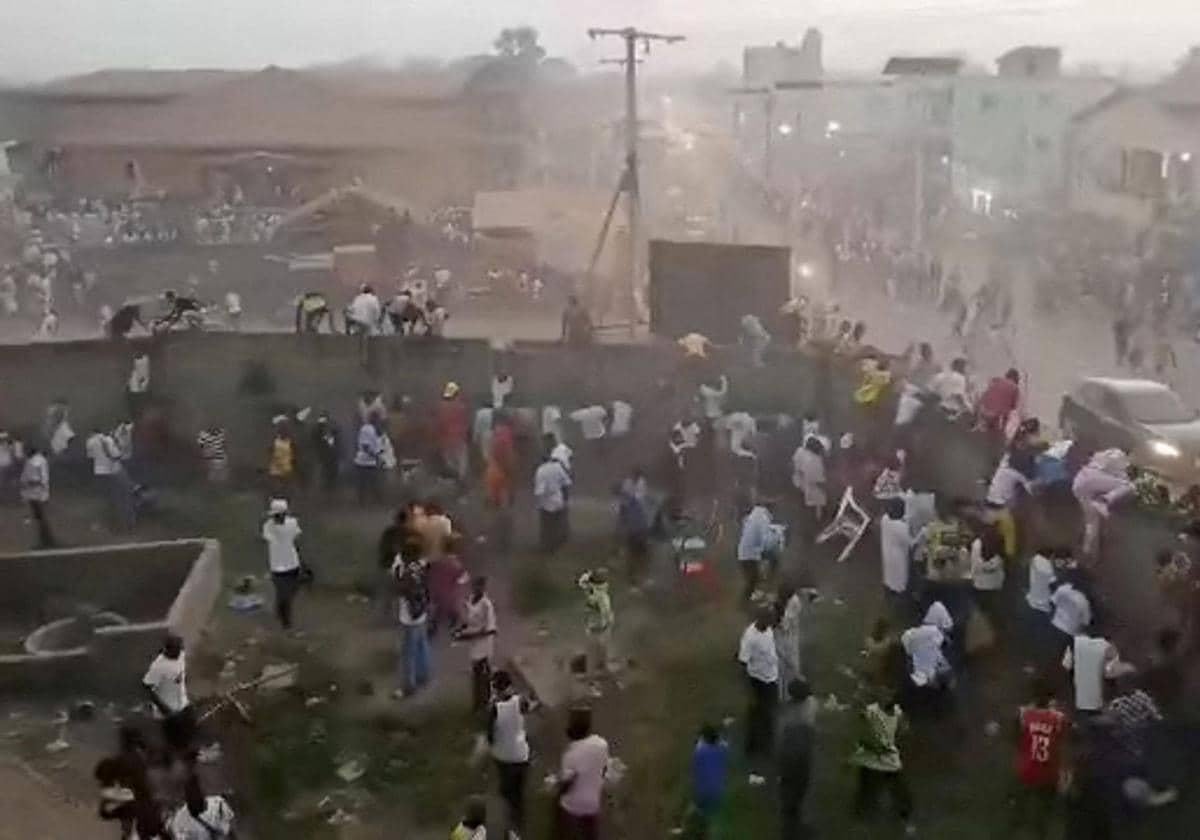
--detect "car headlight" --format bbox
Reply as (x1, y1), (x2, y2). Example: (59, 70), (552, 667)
(1149, 440), (1182, 459)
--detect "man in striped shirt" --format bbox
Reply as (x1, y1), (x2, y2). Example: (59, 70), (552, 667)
(196, 426), (228, 483)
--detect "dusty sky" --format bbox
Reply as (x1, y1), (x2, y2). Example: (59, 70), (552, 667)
(3, 0), (1197, 81)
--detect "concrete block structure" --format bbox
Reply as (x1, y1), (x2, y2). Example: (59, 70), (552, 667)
(0, 539), (221, 696)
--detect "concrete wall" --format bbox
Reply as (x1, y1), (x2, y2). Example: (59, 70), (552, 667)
(0, 332), (849, 478)
(0, 541), (196, 624)
(167, 540), (223, 649)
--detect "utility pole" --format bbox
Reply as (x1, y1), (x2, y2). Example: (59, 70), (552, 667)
(588, 26), (684, 335)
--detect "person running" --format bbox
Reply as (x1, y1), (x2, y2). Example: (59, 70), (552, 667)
(1003, 678), (1068, 839)
(489, 670), (538, 839)
(849, 695), (915, 835)
(142, 634), (194, 757)
(776, 678), (817, 840)
(738, 606), (780, 764)
(690, 723), (729, 838)
(556, 707), (609, 839)
(455, 576), (497, 712)
(262, 498), (303, 631)
(534, 447), (572, 553)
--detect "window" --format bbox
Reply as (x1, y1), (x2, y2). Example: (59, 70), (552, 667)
(980, 93), (999, 112)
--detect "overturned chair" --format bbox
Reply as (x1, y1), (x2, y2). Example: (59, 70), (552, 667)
(817, 486), (870, 564)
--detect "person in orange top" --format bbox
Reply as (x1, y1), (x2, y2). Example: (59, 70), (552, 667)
(485, 412), (517, 509)
(435, 382), (470, 486)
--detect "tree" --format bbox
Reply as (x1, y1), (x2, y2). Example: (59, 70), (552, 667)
(493, 27), (546, 63)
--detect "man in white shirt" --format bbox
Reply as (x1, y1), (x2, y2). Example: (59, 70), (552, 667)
(346, 284), (382, 335)
(879, 498), (913, 601)
(1026, 549), (1057, 614)
(1062, 631), (1118, 712)
(609, 400), (633, 437)
(697, 374), (728, 421)
(534, 451), (572, 553)
(901, 605), (952, 689)
(1050, 580), (1092, 641)
(353, 418), (385, 504)
(557, 707), (610, 835)
(19, 445), (54, 548)
(262, 498), (303, 630)
(489, 669), (536, 837)
(929, 357), (971, 416)
(143, 634), (193, 753)
(738, 608), (780, 759)
(455, 576), (497, 712)
(569, 405), (608, 441)
(86, 426), (132, 531)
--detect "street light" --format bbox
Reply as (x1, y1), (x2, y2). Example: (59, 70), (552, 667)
(778, 123), (794, 136)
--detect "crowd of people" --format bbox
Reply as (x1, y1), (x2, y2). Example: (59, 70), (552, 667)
(4, 259), (1198, 839)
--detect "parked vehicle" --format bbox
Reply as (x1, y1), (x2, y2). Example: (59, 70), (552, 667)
(1059, 376), (1200, 482)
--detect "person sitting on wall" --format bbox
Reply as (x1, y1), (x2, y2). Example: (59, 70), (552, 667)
(295, 291), (333, 333)
(153, 290), (204, 332)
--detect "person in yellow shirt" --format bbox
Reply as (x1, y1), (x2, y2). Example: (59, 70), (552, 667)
(267, 417), (297, 496)
(449, 796), (487, 840)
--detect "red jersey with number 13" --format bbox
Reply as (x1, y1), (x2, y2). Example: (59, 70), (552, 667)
(1017, 706), (1067, 787)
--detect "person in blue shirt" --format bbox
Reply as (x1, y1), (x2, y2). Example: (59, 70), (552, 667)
(691, 723), (729, 837)
(737, 498), (782, 601)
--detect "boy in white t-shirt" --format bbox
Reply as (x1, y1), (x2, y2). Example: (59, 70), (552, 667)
(143, 634), (193, 753)
(262, 498), (303, 630)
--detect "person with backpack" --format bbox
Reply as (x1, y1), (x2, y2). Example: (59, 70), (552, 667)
(394, 541), (432, 699)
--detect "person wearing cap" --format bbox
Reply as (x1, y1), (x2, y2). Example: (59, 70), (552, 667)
(776, 678), (817, 840)
(262, 498), (303, 630)
(311, 413), (341, 494)
(435, 382), (470, 487)
(579, 568), (615, 674)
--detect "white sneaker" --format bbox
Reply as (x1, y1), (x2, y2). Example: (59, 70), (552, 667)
(904, 822), (917, 836)
(747, 773), (766, 786)
(391, 689), (407, 701)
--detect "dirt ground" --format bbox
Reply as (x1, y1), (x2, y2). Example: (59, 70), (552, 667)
(0, 419), (1198, 839)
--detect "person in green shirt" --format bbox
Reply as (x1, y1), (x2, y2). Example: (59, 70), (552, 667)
(850, 696), (915, 835)
(579, 568), (615, 675)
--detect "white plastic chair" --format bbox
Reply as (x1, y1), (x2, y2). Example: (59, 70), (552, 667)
(816, 486), (870, 563)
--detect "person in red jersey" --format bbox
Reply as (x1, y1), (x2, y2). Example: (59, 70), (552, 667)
(1006, 676), (1068, 838)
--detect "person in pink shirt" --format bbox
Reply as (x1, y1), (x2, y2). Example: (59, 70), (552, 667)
(556, 707), (609, 839)
(1071, 450), (1134, 559)
(426, 533), (468, 635)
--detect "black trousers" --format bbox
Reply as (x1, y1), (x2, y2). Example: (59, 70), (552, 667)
(539, 508), (568, 553)
(272, 569), (301, 629)
(854, 767), (913, 821)
(471, 657), (491, 713)
(496, 759), (529, 832)
(355, 465), (381, 504)
(740, 560), (760, 602)
(28, 500), (55, 548)
(779, 774), (811, 840)
(745, 676), (777, 757)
